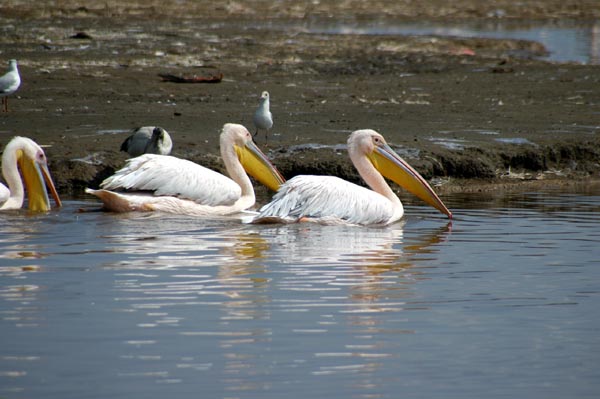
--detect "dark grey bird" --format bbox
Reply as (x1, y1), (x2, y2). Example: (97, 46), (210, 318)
(120, 126), (173, 157)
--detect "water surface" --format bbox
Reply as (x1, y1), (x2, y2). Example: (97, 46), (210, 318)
(1, 189), (599, 398)
(263, 18), (600, 64)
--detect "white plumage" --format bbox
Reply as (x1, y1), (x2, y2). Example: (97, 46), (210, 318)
(86, 123), (285, 215)
(0, 59), (21, 112)
(101, 154), (240, 206)
(259, 175), (396, 225)
(1, 136), (61, 211)
(253, 91), (273, 142)
(0, 182), (9, 204)
(254, 129), (452, 225)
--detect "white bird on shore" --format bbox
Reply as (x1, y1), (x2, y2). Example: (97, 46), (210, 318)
(1, 136), (62, 211)
(253, 91), (273, 143)
(86, 123), (285, 216)
(253, 129), (452, 225)
(0, 59), (21, 113)
(120, 126), (172, 157)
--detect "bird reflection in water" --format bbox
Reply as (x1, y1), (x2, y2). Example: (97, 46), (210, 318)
(82, 213), (451, 393)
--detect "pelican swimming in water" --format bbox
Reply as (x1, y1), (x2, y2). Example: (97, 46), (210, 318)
(1, 136), (62, 211)
(0, 59), (21, 112)
(86, 123), (285, 216)
(120, 126), (173, 157)
(253, 129), (452, 225)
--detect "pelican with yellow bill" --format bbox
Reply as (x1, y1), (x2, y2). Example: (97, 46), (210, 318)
(86, 123), (285, 216)
(254, 129), (451, 225)
(1, 136), (62, 212)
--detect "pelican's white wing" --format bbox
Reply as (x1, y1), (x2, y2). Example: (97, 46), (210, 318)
(101, 154), (241, 206)
(255, 175), (395, 225)
(0, 183), (9, 205)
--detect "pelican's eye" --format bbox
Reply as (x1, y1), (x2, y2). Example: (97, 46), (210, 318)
(36, 151), (46, 163)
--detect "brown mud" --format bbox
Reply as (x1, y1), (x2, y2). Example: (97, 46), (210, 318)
(1, 1), (599, 203)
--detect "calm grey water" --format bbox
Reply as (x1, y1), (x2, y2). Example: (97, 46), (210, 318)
(263, 18), (600, 64)
(1, 189), (599, 399)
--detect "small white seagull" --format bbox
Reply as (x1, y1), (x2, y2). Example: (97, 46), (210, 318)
(120, 126), (173, 157)
(0, 59), (21, 113)
(252, 91), (273, 143)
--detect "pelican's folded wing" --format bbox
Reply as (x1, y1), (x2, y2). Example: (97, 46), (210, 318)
(255, 175), (394, 225)
(101, 154), (241, 206)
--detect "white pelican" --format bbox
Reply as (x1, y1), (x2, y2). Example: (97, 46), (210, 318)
(1, 136), (62, 211)
(253, 129), (452, 225)
(0, 182), (9, 204)
(120, 126), (173, 157)
(0, 59), (21, 112)
(253, 91), (273, 142)
(86, 123), (285, 215)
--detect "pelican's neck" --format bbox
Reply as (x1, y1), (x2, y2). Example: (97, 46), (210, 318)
(1, 139), (25, 209)
(221, 144), (255, 209)
(351, 151), (404, 222)
(351, 153), (399, 204)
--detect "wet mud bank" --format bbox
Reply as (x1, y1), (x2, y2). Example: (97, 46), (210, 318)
(1, 1), (599, 199)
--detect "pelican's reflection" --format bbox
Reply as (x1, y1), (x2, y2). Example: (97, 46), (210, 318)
(242, 220), (452, 326)
(99, 213), (270, 270)
(100, 212), (450, 272)
(348, 221), (452, 304)
(103, 213), (452, 394)
(104, 214), (452, 312)
(100, 213), (274, 324)
(337, 221), (451, 336)
(244, 220), (452, 395)
(250, 222), (409, 266)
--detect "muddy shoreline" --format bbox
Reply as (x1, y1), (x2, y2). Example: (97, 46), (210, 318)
(1, 1), (599, 202)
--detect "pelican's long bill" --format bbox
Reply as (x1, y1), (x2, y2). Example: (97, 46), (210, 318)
(368, 143), (452, 218)
(18, 149), (62, 212)
(236, 140), (285, 192)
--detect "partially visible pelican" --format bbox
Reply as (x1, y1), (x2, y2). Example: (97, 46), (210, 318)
(86, 123), (285, 216)
(120, 126), (172, 157)
(0, 59), (21, 112)
(1, 136), (62, 211)
(0, 182), (9, 204)
(253, 91), (273, 143)
(253, 129), (452, 225)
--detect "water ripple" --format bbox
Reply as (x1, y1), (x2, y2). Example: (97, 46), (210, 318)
(1, 192), (599, 398)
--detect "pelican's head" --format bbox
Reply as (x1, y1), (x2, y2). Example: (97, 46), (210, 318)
(349, 129), (452, 218)
(220, 123), (285, 191)
(7, 136), (62, 211)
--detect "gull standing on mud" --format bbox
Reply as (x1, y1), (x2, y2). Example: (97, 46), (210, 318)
(87, 123), (285, 216)
(1, 136), (62, 211)
(0, 59), (21, 112)
(253, 91), (273, 143)
(120, 126), (172, 157)
(253, 129), (452, 225)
